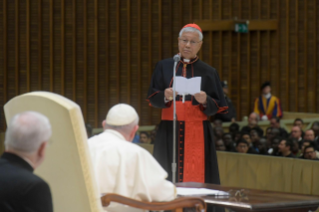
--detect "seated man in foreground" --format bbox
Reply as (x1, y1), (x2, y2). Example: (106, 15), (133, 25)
(0, 111), (53, 212)
(89, 104), (176, 211)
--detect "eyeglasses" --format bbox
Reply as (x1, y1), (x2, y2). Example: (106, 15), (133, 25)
(179, 38), (202, 46)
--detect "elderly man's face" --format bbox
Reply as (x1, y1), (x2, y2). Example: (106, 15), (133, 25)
(248, 113), (257, 125)
(291, 126), (302, 139)
(304, 130), (315, 141)
(178, 31), (202, 59)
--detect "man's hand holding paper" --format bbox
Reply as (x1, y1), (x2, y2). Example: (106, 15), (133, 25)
(172, 76), (206, 104)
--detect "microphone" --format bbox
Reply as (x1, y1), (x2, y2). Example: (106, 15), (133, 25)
(171, 54), (180, 183)
(173, 54), (181, 62)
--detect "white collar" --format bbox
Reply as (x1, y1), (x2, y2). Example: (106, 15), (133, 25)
(263, 93), (271, 99)
(103, 129), (127, 141)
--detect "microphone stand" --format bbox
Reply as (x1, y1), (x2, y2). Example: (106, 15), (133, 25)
(172, 54), (180, 184)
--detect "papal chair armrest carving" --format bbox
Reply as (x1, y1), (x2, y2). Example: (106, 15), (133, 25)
(101, 193), (206, 212)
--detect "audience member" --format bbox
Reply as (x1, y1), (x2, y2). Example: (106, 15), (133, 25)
(241, 132), (252, 146)
(268, 136), (281, 156)
(303, 145), (318, 160)
(215, 139), (226, 151)
(250, 129), (261, 153)
(229, 123), (240, 141)
(0, 112), (53, 212)
(300, 140), (319, 159)
(213, 126), (224, 140)
(293, 118), (305, 138)
(85, 123), (93, 138)
(278, 138), (295, 158)
(258, 137), (269, 155)
(150, 124), (159, 144)
(291, 138), (301, 157)
(290, 126), (303, 148)
(88, 104), (175, 211)
(253, 81), (283, 120)
(222, 133), (236, 152)
(265, 127), (273, 149)
(241, 112), (264, 137)
(270, 117), (288, 138)
(236, 139), (249, 154)
(139, 131), (151, 143)
(304, 129), (315, 141)
(213, 119), (222, 128)
(214, 81), (237, 122)
(312, 121), (319, 142)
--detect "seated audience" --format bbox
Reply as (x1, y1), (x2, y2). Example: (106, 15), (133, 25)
(290, 138), (301, 157)
(213, 119), (222, 128)
(290, 126), (303, 148)
(278, 138), (295, 158)
(300, 140), (319, 159)
(229, 122), (240, 141)
(258, 137), (269, 155)
(0, 112), (53, 212)
(303, 145), (318, 160)
(311, 121), (319, 142)
(268, 136), (281, 156)
(250, 129), (261, 153)
(214, 80), (237, 122)
(150, 124), (159, 144)
(236, 139), (250, 154)
(270, 117), (288, 138)
(304, 129), (315, 141)
(215, 139), (226, 151)
(139, 131), (151, 144)
(293, 118), (305, 138)
(222, 133), (236, 152)
(213, 126), (224, 140)
(88, 104), (175, 211)
(241, 112), (264, 137)
(241, 132), (252, 146)
(265, 127), (273, 149)
(253, 81), (283, 120)
(85, 123), (93, 138)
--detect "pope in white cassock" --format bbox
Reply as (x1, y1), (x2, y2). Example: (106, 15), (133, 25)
(88, 104), (176, 212)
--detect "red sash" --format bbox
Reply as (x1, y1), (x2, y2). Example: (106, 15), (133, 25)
(161, 101), (207, 183)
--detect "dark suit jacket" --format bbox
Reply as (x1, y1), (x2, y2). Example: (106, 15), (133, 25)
(0, 152), (53, 212)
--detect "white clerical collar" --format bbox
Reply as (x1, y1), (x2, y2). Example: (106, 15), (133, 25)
(104, 129), (127, 141)
(183, 59), (190, 63)
(263, 93), (271, 99)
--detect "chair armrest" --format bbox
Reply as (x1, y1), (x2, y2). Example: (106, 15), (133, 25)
(101, 193), (206, 212)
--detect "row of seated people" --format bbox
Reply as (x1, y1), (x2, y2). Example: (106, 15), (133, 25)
(213, 113), (319, 161)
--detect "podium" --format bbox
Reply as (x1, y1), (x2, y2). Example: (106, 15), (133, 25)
(176, 182), (319, 212)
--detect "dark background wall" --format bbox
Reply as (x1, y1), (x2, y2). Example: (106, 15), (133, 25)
(0, 0), (318, 131)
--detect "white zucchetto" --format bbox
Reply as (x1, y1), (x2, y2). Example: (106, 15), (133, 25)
(106, 104), (138, 126)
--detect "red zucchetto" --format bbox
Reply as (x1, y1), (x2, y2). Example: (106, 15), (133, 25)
(182, 23), (202, 32)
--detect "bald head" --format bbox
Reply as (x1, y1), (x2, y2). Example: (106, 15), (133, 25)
(5, 111), (51, 153)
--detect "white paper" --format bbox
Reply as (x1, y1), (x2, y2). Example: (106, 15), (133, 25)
(176, 187), (229, 196)
(173, 76), (201, 95)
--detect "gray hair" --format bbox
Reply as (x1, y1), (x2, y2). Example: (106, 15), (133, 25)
(250, 112), (260, 122)
(105, 116), (139, 136)
(179, 27), (203, 41)
(5, 111), (52, 153)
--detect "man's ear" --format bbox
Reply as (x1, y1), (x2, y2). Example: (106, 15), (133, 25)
(38, 142), (47, 158)
(130, 125), (139, 141)
(102, 120), (106, 130)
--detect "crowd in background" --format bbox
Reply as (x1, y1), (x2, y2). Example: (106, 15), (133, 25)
(213, 114), (319, 161)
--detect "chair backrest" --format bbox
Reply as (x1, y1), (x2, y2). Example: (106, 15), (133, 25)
(4, 91), (103, 212)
